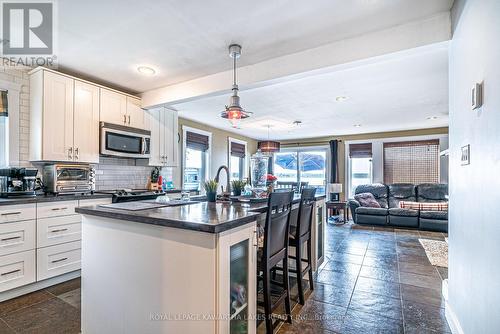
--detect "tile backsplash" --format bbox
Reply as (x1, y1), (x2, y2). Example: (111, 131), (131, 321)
(93, 157), (154, 191)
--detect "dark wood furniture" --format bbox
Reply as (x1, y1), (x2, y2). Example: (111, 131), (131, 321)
(257, 191), (294, 333)
(326, 201), (349, 223)
(288, 188), (316, 305)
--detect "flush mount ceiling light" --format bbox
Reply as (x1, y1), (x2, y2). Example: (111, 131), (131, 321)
(353, 124), (362, 128)
(220, 44), (252, 128)
(137, 66), (156, 76)
(293, 120), (302, 126)
(427, 116), (439, 120)
(335, 96), (349, 102)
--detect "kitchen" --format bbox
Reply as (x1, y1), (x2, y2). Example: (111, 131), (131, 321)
(0, 65), (326, 333)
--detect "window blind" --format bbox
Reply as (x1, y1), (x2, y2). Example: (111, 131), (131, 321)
(230, 142), (245, 158)
(186, 131), (209, 151)
(349, 143), (372, 158)
(383, 139), (439, 184)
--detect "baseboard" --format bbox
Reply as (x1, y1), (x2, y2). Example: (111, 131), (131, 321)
(445, 300), (465, 334)
(0, 270), (81, 302)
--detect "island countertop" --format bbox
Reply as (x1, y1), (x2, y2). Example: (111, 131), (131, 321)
(76, 194), (326, 234)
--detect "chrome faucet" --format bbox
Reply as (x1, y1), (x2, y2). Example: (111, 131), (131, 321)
(215, 165), (231, 196)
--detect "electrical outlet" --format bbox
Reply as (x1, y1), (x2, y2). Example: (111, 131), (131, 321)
(471, 83), (483, 110)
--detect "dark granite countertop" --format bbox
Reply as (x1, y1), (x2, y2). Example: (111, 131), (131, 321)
(0, 193), (113, 206)
(75, 194), (326, 234)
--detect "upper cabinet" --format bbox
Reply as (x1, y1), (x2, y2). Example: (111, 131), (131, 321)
(100, 89), (145, 129)
(30, 69), (99, 163)
(29, 68), (143, 163)
(145, 108), (178, 167)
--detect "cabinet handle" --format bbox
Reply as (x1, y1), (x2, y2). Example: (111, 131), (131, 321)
(123, 115), (127, 124)
(74, 147), (79, 160)
(128, 115), (131, 125)
(1, 236), (21, 241)
(51, 257), (68, 264)
(1, 212), (21, 216)
(253, 229), (258, 247)
(1, 269), (21, 276)
(51, 207), (68, 211)
(68, 147), (73, 160)
(50, 228), (68, 233)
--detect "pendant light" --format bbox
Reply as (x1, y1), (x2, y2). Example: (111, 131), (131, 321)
(220, 44), (252, 127)
(258, 125), (280, 154)
(0, 90), (8, 117)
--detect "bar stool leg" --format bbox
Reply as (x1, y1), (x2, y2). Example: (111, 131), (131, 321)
(263, 268), (273, 334)
(295, 241), (305, 305)
(307, 239), (314, 291)
(282, 258), (292, 324)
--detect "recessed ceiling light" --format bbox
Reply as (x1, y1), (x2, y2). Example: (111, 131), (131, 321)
(137, 66), (156, 76)
(427, 116), (439, 120)
(336, 96), (349, 102)
(353, 124), (362, 128)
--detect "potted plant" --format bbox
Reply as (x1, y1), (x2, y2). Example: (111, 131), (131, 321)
(148, 167), (161, 191)
(266, 174), (277, 193)
(231, 180), (246, 196)
(203, 179), (219, 202)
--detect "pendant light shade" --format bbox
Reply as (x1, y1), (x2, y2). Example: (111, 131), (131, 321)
(220, 44), (252, 127)
(258, 140), (280, 154)
(0, 90), (8, 117)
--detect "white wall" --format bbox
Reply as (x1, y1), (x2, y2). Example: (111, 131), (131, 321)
(447, 0), (500, 333)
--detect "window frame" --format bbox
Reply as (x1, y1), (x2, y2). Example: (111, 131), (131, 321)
(182, 126), (212, 191)
(227, 137), (248, 181)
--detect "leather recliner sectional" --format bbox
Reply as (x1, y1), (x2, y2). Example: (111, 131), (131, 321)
(348, 183), (448, 232)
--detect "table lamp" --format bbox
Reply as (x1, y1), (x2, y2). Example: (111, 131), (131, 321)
(328, 183), (342, 202)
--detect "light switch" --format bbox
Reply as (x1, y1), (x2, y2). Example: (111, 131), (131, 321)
(471, 83), (483, 110)
(461, 145), (470, 165)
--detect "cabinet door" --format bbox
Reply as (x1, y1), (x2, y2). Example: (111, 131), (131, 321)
(146, 108), (162, 166)
(74, 80), (100, 163)
(164, 109), (179, 167)
(217, 223), (256, 334)
(100, 88), (127, 125)
(42, 71), (74, 161)
(126, 97), (145, 129)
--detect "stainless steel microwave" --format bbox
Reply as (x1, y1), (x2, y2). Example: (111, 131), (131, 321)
(100, 122), (151, 159)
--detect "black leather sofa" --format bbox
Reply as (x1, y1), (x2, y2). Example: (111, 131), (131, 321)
(348, 183), (448, 232)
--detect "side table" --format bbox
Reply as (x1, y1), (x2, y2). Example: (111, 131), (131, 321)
(326, 201), (349, 224)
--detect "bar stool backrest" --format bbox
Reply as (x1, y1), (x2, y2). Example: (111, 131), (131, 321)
(263, 191), (294, 264)
(296, 188), (317, 238)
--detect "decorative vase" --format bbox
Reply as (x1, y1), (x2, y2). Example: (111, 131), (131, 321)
(207, 192), (217, 202)
(233, 189), (242, 196)
(250, 150), (269, 197)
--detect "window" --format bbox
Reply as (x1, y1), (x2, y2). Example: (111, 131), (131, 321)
(183, 127), (211, 191)
(383, 140), (439, 184)
(228, 138), (247, 181)
(348, 143), (373, 197)
(273, 149), (326, 195)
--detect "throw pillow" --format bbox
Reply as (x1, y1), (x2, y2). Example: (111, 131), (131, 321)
(355, 193), (381, 208)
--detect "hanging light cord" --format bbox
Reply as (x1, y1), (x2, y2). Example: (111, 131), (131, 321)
(233, 55), (237, 87)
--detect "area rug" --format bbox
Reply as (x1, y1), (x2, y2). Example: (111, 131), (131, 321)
(418, 238), (448, 268)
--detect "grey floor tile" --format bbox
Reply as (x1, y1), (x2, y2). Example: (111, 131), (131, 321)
(401, 284), (445, 308)
(402, 300), (451, 333)
(348, 289), (403, 321)
(400, 271), (442, 291)
(355, 276), (401, 298)
(341, 308), (404, 334)
(359, 265), (400, 283)
(0, 290), (54, 317)
(56, 288), (81, 310)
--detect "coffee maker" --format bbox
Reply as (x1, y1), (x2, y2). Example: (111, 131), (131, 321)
(0, 168), (38, 198)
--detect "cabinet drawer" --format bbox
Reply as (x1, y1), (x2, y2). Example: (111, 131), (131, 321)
(37, 215), (81, 248)
(0, 250), (36, 292)
(37, 241), (81, 281)
(0, 220), (36, 257)
(37, 200), (78, 218)
(0, 204), (36, 223)
(78, 198), (112, 207)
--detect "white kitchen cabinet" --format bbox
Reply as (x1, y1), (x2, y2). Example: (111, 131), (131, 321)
(29, 68), (100, 163)
(37, 240), (81, 281)
(146, 107), (178, 167)
(74, 80), (100, 163)
(0, 220), (36, 257)
(100, 89), (145, 129)
(126, 96), (145, 129)
(0, 251), (36, 293)
(100, 88), (127, 126)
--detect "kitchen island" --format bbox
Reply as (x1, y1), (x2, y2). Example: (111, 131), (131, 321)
(76, 195), (325, 334)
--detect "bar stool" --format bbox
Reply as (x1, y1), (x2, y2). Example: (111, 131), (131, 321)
(257, 191), (294, 334)
(288, 187), (316, 305)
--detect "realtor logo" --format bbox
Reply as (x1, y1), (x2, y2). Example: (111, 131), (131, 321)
(2, 2), (53, 55)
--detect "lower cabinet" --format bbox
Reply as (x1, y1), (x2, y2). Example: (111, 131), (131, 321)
(0, 220), (36, 257)
(217, 223), (257, 334)
(37, 240), (82, 281)
(0, 250), (36, 293)
(37, 215), (82, 248)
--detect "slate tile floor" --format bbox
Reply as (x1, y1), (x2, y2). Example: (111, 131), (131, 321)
(276, 222), (450, 334)
(0, 223), (449, 333)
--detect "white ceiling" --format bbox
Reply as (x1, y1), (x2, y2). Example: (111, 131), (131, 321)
(172, 44), (449, 140)
(57, 0), (453, 93)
